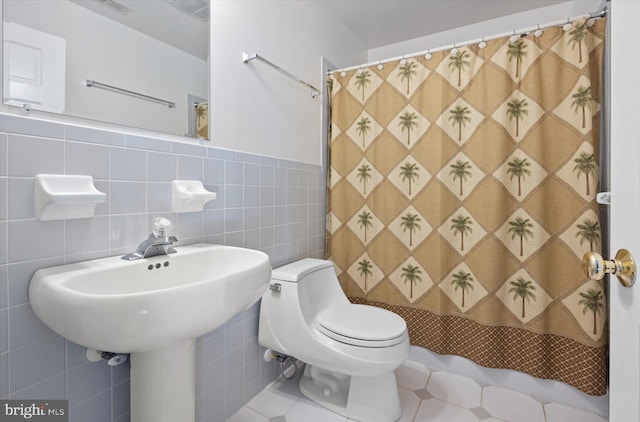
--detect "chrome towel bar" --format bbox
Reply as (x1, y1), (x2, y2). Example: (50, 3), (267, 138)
(85, 79), (176, 108)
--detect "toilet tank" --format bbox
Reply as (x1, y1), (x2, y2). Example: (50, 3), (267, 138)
(270, 258), (349, 323)
(259, 259), (352, 360)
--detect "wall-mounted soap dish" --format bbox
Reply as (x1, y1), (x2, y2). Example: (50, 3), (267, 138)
(35, 174), (107, 221)
(172, 180), (217, 213)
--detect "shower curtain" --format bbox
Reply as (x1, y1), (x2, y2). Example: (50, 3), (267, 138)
(326, 18), (606, 395)
(195, 103), (209, 140)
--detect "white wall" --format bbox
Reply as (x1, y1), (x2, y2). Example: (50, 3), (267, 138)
(3, 0), (208, 136)
(209, 1), (367, 165)
(367, 0), (603, 62)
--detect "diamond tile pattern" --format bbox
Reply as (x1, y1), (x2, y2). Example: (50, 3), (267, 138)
(233, 361), (608, 422)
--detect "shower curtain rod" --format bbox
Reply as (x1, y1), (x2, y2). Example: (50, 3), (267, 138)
(328, 5), (607, 75)
(242, 52), (321, 98)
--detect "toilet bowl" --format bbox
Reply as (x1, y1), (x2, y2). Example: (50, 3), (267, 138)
(258, 258), (410, 422)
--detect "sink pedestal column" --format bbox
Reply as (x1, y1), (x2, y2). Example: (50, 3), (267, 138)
(130, 339), (195, 422)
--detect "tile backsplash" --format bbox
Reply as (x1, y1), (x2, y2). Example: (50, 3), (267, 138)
(0, 114), (326, 422)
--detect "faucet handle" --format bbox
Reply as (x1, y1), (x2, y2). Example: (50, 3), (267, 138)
(152, 217), (174, 237)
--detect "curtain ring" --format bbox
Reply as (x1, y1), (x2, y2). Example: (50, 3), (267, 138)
(510, 30), (520, 43)
(400, 55), (407, 65)
(357, 66), (363, 74)
(563, 18), (573, 32)
(377, 60), (384, 70)
(478, 37), (487, 49)
(534, 24), (543, 38)
(424, 49), (432, 60)
(451, 43), (458, 55)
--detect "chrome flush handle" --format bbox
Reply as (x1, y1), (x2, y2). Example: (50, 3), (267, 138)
(269, 283), (282, 293)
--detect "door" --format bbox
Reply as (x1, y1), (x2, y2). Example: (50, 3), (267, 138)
(609, 1), (640, 420)
(3, 22), (66, 113)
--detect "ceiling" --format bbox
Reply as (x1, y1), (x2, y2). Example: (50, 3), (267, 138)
(72, 0), (209, 60)
(72, 0), (573, 61)
(324, 0), (570, 50)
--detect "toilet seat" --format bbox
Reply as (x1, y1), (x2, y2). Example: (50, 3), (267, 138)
(316, 304), (407, 348)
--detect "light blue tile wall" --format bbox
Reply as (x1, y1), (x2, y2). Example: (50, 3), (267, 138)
(0, 114), (326, 422)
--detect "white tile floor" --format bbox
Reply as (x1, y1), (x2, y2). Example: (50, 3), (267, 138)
(228, 360), (608, 422)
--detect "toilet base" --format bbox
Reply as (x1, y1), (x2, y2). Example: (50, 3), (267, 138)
(299, 364), (402, 422)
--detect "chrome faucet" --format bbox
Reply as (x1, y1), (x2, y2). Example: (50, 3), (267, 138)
(122, 217), (178, 261)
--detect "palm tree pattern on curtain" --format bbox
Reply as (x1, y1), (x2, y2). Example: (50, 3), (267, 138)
(400, 213), (421, 246)
(356, 116), (372, 147)
(579, 289), (604, 335)
(507, 157), (532, 196)
(327, 18), (606, 395)
(354, 70), (372, 101)
(506, 98), (529, 137)
(398, 111), (419, 145)
(507, 39), (528, 78)
(399, 162), (420, 195)
(450, 160), (472, 195)
(451, 215), (473, 251)
(449, 105), (472, 141)
(398, 60), (418, 94)
(451, 270), (474, 308)
(358, 259), (373, 292)
(509, 277), (537, 318)
(574, 152), (596, 195)
(576, 219), (600, 251)
(195, 103), (208, 140)
(572, 86), (592, 129)
(448, 50), (471, 86)
(356, 163), (372, 195)
(401, 264), (422, 299)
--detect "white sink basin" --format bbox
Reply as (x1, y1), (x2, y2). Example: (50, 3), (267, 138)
(29, 243), (271, 352)
(29, 243), (271, 422)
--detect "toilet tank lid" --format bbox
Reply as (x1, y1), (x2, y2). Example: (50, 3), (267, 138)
(271, 258), (334, 282)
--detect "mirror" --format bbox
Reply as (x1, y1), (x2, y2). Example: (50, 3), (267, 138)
(2, 0), (209, 139)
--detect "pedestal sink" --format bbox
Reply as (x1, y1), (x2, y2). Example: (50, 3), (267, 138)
(29, 243), (271, 422)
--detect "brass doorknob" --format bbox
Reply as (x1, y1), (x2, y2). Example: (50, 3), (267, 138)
(582, 249), (636, 287)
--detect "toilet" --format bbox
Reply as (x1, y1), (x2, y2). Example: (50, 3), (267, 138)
(259, 258), (410, 422)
